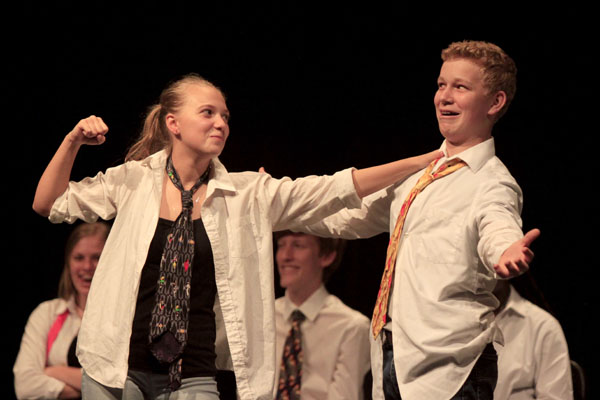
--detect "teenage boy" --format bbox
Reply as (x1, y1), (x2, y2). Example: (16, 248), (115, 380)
(274, 231), (371, 399)
(297, 41), (540, 399)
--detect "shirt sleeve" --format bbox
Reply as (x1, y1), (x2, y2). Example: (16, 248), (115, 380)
(49, 163), (128, 224)
(255, 168), (363, 232)
(475, 173), (524, 275)
(13, 302), (66, 399)
(326, 316), (372, 400)
(290, 183), (395, 239)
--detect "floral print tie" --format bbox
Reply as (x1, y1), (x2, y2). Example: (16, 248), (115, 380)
(149, 156), (211, 390)
(276, 310), (306, 400)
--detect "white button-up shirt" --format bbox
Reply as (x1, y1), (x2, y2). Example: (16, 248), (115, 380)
(13, 297), (81, 399)
(297, 138), (524, 399)
(274, 285), (371, 399)
(49, 150), (361, 399)
(494, 286), (573, 400)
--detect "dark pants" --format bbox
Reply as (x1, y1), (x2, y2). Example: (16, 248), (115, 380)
(382, 330), (498, 400)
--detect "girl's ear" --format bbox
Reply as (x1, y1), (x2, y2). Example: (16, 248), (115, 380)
(165, 113), (179, 135)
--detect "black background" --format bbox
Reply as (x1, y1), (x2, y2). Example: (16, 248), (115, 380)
(6, 4), (595, 399)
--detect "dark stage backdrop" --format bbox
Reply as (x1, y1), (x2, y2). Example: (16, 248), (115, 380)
(6, 5), (594, 399)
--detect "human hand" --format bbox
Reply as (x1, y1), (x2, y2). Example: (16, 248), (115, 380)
(44, 365), (83, 396)
(494, 229), (540, 278)
(44, 365), (73, 380)
(416, 149), (444, 167)
(67, 115), (108, 146)
(44, 365), (59, 378)
(258, 167), (266, 173)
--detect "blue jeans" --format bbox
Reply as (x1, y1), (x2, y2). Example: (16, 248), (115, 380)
(124, 370), (219, 400)
(81, 370), (123, 400)
(82, 370), (220, 400)
(382, 330), (498, 400)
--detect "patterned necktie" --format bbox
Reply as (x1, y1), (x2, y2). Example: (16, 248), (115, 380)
(371, 157), (467, 338)
(276, 309), (306, 400)
(149, 156), (211, 390)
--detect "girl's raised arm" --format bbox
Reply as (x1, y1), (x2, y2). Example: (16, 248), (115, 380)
(33, 116), (108, 217)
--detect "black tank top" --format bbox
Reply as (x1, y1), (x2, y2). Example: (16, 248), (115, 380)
(67, 336), (80, 368)
(128, 218), (217, 378)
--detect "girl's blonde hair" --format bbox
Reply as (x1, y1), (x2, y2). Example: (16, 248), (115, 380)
(125, 74), (222, 162)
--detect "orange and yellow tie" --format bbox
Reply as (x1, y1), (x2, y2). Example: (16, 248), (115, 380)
(371, 157), (467, 338)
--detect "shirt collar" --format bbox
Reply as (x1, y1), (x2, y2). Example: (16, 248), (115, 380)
(283, 285), (329, 322)
(498, 285), (527, 319)
(438, 137), (496, 174)
(142, 148), (168, 169)
(143, 150), (237, 195)
(208, 157), (237, 194)
(57, 295), (78, 316)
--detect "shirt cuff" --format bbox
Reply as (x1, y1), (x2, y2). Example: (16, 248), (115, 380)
(48, 188), (71, 224)
(334, 167), (362, 210)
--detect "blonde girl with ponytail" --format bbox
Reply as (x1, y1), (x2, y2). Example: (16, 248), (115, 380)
(33, 73), (439, 399)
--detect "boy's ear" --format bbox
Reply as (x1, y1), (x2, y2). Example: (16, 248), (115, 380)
(488, 91), (507, 117)
(319, 251), (337, 269)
